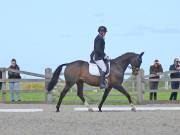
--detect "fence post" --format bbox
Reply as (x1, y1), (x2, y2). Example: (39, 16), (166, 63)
(136, 69), (144, 104)
(1, 68), (6, 103)
(164, 73), (169, 90)
(141, 69), (145, 101)
(45, 68), (53, 103)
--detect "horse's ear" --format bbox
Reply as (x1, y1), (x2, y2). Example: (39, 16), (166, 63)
(139, 52), (144, 59)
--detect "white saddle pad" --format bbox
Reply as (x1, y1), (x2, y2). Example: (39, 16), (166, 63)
(89, 62), (110, 77)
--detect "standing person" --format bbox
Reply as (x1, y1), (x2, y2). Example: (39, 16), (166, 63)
(8, 59), (21, 102)
(169, 58), (180, 101)
(90, 26), (109, 89)
(0, 70), (2, 90)
(149, 59), (163, 100)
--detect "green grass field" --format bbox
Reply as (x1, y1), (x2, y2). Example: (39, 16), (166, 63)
(1, 78), (180, 104)
(0, 92), (45, 102)
(0, 89), (180, 104)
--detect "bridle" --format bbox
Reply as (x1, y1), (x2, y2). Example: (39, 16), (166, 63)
(128, 55), (142, 74)
(128, 65), (140, 73)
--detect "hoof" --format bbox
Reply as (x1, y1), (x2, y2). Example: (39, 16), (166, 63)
(56, 110), (60, 112)
(56, 106), (60, 112)
(98, 108), (102, 112)
(131, 107), (136, 112)
(88, 108), (94, 112)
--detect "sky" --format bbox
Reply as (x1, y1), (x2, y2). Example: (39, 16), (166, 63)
(0, 0), (180, 75)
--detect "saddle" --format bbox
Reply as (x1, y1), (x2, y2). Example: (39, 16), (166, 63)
(89, 59), (110, 77)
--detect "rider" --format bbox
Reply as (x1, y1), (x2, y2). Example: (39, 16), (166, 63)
(91, 26), (109, 89)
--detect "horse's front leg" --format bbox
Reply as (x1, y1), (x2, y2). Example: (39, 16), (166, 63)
(113, 85), (136, 112)
(98, 87), (112, 112)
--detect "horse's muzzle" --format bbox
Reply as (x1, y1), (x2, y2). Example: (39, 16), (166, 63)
(132, 68), (139, 76)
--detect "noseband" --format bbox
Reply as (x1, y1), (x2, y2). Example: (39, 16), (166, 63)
(128, 66), (139, 73)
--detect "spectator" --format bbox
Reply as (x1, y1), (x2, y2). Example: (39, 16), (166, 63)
(169, 58), (180, 101)
(0, 70), (2, 90)
(8, 59), (21, 102)
(149, 59), (163, 100)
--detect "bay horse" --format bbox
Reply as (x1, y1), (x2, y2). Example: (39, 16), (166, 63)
(48, 52), (144, 112)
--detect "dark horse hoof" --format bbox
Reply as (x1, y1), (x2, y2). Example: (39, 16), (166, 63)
(56, 110), (60, 112)
(98, 107), (102, 112)
(56, 106), (60, 112)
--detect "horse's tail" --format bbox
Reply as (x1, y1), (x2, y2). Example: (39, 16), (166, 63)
(47, 64), (68, 92)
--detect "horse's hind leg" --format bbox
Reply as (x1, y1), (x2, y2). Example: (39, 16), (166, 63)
(76, 81), (93, 111)
(77, 81), (85, 103)
(113, 85), (136, 112)
(56, 82), (74, 112)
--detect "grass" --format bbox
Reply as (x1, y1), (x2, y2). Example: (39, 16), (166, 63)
(144, 91), (180, 101)
(0, 91), (45, 103)
(61, 90), (180, 105)
(52, 89), (180, 105)
(0, 89), (180, 104)
(1, 79), (179, 104)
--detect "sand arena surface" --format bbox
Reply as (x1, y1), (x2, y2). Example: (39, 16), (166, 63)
(0, 104), (180, 135)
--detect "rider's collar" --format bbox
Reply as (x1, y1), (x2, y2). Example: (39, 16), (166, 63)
(99, 34), (105, 39)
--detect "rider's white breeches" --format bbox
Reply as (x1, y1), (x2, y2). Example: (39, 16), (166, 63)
(95, 60), (107, 72)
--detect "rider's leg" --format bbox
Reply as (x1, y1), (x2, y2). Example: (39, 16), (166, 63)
(95, 60), (107, 89)
(99, 70), (106, 89)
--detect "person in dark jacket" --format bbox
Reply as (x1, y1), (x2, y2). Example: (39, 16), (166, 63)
(0, 70), (2, 90)
(8, 59), (21, 102)
(169, 58), (180, 100)
(90, 26), (109, 89)
(149, 60), (163, 100)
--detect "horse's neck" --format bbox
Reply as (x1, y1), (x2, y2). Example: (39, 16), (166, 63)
(113, 54), (133, 73)
(119, 60), (130, 73)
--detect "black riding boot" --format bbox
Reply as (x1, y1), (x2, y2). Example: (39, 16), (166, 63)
(99, 71), (106, 89)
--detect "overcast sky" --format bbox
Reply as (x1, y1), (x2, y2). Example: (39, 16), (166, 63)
(0, 0), (180, 75)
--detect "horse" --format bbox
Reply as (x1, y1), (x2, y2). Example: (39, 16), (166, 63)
(47, 52), (144, 112)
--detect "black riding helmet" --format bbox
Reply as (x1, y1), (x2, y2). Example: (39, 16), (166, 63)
(98, 26), (107, 33)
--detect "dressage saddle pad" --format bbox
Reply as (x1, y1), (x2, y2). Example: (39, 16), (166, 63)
(89, 62), (110, 77)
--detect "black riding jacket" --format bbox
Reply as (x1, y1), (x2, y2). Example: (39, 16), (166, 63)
(91, 34), (106, 61)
